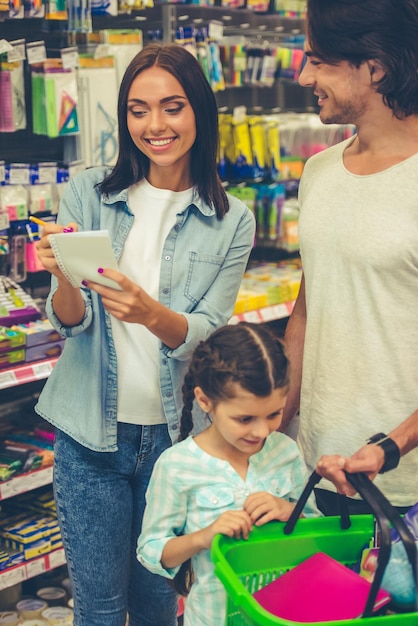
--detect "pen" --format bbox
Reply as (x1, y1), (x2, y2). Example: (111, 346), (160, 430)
(29, 216), (74, 233)
(29, 216), (48, 227)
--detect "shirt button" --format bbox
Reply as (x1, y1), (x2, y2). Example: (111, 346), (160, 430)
(166, 391), (173, 398)
(175, 225), (180, 232)
(172, 424), (178, 430)
(162, 288), (169, 295)
(165, 255), (171, 261)
(212, 497), (219, 504)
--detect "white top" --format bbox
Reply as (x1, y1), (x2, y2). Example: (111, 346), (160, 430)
(297, 137), (418, 506)
(112, 178), (193, 424)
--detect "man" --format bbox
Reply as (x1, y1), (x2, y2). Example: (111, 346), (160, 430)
(283, 0), (418, 515)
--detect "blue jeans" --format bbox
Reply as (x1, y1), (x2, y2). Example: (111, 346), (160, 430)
(53, 423), (179, 626)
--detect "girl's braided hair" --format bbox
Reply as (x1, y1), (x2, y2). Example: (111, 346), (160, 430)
(173, 323), (289, 596)
(179, 322), (289, 441)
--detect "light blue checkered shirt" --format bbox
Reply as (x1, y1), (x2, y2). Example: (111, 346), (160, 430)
(137, 432), (320, 626)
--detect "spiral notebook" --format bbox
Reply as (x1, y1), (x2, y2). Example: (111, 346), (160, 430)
(49, 230), (121, 290)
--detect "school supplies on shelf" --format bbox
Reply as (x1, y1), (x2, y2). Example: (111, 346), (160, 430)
(0, 277), (42, 328)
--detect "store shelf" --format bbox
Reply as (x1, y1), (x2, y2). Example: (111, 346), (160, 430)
(0, 548), (66, 592)
(0, 466), (53, 502)
(229, 300), (295, 325)
(0, 358), (59, 391)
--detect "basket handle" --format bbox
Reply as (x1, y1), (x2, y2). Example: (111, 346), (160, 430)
(283, 471), (417, 618)
(346, 472), (417, 616)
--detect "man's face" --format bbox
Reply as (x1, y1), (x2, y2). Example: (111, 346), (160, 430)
(298, 39), (375, 126)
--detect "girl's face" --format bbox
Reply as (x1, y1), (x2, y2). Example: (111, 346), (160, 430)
(195, 382), (287, 458)
(127, 65), (196, 190)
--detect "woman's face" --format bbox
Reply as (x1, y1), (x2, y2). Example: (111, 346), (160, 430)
(127, 65), (197, 190)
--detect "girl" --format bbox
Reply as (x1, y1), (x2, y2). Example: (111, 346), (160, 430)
(137, 323), (320, 626)
(34, 44), (255, 626)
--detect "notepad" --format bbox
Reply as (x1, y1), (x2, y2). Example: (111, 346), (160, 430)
(48, 230), (121, 290)
(253, 552), (391, 622)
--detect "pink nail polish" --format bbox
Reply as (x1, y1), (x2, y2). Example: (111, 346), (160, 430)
(97, 268), (104, 274)
(63, 227), (74, 233)
(81, 280), (88, 286)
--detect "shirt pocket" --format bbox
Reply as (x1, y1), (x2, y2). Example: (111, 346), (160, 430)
(264, 476), (295, 500)
(195, 487), (235, 510)
(184, 252), (225, 305)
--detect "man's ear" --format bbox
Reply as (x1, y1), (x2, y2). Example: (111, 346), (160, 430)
(367, 59), (385, 83)
(194, 386), (213, 414)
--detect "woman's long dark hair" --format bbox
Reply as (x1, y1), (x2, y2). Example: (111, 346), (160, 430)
(173, 323), (289, 596)
(99, 43), (229, 218)
(306, 0), (418, 119)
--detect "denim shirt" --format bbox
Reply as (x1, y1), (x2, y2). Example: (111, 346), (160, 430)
(35, 167), (255, 451)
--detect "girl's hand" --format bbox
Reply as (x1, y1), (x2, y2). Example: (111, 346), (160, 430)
(35, 222), (78, 283)
(199, 510), (253, 549)
(244, 492), (295, 525)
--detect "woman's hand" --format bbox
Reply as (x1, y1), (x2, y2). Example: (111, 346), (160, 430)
(83, 268), (188, 349)
(35, 222), (78, 283)
(83, 269), (154, 325)
(244, 492), (295, 525)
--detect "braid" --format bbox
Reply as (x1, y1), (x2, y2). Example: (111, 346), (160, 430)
(179, 371), (197, 441)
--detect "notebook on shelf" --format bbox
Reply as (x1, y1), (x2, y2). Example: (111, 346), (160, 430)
(253, 552), (391, 623)
(49, 230), (121, 290)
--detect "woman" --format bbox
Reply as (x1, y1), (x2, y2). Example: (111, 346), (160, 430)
(34, 43), (255, 626)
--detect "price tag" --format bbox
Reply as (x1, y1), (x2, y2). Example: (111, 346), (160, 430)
(9, 166), (30, 186)
(26, 466), (54, 491)
(0, 565), (26, 591)
(232, 105), (247, 124)
(26, 41), (47, 65)
(94, 44), (112, 59)
(0, 370), (17, 390)
(259, 306), (279, 322)
(243, 310), (261, 323)
(270, 303), (290, 320)
(61, 47), (79, 69)
(26, 557), (47, 579)
(38, 165), (58, 184)
(32, 361), (54, 380)
(8, 40), (26, 63)
(0, 39), (14, 55)
(48, 549), (66, 570)
(1, 476), (28, 500)
(208, 21), (223, 40)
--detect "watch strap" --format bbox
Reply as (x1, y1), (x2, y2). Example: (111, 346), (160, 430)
(366, 432), (401, 473)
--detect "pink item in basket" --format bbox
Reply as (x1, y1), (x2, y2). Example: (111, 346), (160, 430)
(253, 552), (391, 623)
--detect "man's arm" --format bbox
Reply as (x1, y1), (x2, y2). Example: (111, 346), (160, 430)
(316, 410), (418, 495)
(281, 274), (307, 432)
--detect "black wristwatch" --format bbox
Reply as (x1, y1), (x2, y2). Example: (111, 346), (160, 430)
(366, 432), (401, 474)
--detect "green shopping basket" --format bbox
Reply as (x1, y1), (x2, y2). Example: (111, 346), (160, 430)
(211, 472), (418, 626)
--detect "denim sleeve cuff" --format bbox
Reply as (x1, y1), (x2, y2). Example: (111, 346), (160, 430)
(45, 286), (93, 337)
(166, 312), (216, 360)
